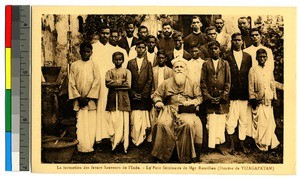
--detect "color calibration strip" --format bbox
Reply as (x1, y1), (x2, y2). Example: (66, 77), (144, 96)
(19, 5), (31, 171)
(5, 5), (12, 171)
(5, 5), (31, 171)
(12, 5), (21, 171)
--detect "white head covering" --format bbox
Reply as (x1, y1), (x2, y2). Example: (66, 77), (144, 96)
(171, 57), (188, 67)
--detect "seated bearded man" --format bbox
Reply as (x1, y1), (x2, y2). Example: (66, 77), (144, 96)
(151, 59), (203, 163)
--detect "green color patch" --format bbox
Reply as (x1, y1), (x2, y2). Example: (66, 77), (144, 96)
(5, 89), (11, 131)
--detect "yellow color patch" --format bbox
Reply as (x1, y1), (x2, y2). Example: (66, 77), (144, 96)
(6, 48), (11, 89)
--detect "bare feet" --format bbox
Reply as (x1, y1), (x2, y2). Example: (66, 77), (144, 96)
(218, 145), (228, 155)
(240, 141), (250, 154)
(227, 147), (237, 155)
(241, 146), (250, 154)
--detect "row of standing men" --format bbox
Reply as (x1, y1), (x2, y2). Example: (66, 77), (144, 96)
(68, 16), (280, 163)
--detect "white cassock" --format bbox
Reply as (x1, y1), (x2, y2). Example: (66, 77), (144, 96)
(91, 41), (117, 142)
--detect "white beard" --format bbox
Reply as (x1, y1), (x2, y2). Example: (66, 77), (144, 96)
(174, 73), (186, 87)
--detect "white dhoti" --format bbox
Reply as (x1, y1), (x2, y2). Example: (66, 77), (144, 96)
(226, 100), (251, 140)
(95, 74), (110, 142)
(246, 105), (254, 137)
(252, 105), (280, 151)
(207, 113), (226, 148)
(76, 109), (97, 152)
(107, 111), (129, 153)
(130, 110), (151, 146)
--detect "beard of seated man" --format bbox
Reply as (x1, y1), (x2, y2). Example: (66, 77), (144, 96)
(174, 72), (186, 87)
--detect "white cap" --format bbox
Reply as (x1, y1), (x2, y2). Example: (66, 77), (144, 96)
(171, 57), (188, 66)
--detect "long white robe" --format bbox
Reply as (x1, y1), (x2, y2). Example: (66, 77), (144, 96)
(68, 59), (100, 152)
(249, 66), (279, 151)
(91, 42), (117, 142)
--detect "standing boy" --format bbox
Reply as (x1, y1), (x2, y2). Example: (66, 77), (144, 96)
(248, 49), (280, 151)
(68, 41), (100, 153)
(105, 52), (132, 153)
(127, 40), (153, 146)
(200, 41), (231, 155)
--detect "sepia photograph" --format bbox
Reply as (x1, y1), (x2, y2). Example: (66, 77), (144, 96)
(31, 6), (296, 174)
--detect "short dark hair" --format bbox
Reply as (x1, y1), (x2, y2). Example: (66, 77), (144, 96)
(112, 51), (124, 61)
(110, 28), (119, 34)
(135, 40), (146, 46)
(100, 24), (110, 31)
(207, 40), (220, 48)
(250, 28), (262, 35)
(238, 17), (248, 22)
(157, 49), (166, 56)
(191, 16), (201, 22)
(215, 18), (224, 23)
(162, 21), (172, 28)
(80, 41), (93, 51)
(231, 32), (242, 39)
(147, 35), (157, 42)
(138, 25), (148, 33)
(125, 18), (135, 28)
(256, 48), (267, 57)
(172, 31), (182, 40)
(205, 26), (217, 34)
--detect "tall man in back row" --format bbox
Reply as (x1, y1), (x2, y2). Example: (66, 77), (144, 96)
(183, 16), (207, 53)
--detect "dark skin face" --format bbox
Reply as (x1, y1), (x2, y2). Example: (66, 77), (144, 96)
(138, 28), (148, 41)
(100, 28), (110, 45)
(190, 47), (200, 59)
(113, 54), (124, 68)
(209, 44), (221, 60)
(147, 37), (156, 51)
(80, 47), (92, 61)
(162, 24), (172, 38)
(207, 29), (217, 41)
(174, 36), (183, 50)
(256, 52), (267, 67)
(231, 35), (243, 51)
(238, 18), (250, 32)
(109, 32), (119, 46)
(215, 19), (224, 33)
(136, 43), (147, 58)
(126, 23), (135, 38)
(157, 53), (167, 67)
(250, 31), (262, 46)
